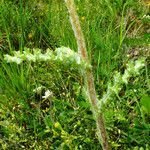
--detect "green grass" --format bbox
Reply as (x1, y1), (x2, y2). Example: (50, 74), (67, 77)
(0, 0), (150, 149)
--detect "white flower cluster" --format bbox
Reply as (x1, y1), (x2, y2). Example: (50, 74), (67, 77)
(4, 48), (53, 63)
(42, 90), (53, 99)
(4, 55), (23, 64)
(142, 15), (150, 20)
(55, 47), (81, 64)
(4, 47), (82, 66)
(33, 86), (53, 100)
(122, 58), (145, 84)
(99, 58), (145, 109)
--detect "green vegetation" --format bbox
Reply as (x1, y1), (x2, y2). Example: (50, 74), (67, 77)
(0, 0), (150, 149)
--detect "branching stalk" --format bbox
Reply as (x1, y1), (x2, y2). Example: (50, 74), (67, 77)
(64, 0), (110, 149)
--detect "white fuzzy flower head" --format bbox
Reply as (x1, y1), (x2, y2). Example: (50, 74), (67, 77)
(42, 90), (53, 99)
(126, 62), (134, 73)
(26, 54), (36, 62)
(142, 15), (150, 19)
(37, 54), (50, 61)
(55, 46), (82, 64)
(113, 72), (121, 84)
(14, 57), (23, 64)
(57, 47), (74, 56)
(4, 54), (23, 64)
(122, 70), (130, 84)
(134, 59), (145, 72)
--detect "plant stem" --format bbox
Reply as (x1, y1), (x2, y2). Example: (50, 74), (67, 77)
(64, 0), (110, 149)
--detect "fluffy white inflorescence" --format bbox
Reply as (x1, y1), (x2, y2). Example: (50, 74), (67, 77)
(4, 47), (82, 65)
(42, 90), (53, 99)
(99, 58), (145, 109)
(4, 54), (23, 64)
(55, 47), (81, 64)
(143, 15), (150, 19)
(134, 58), (145, 71)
